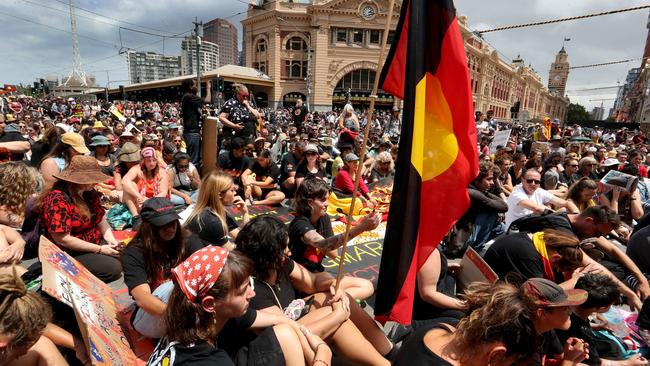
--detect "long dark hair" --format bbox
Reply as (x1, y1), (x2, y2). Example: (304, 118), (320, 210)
(235, 216), (288, 281)
(164, 250), (252, 344)
(134, 221), (186, 284)
(294, 177), (330, 217)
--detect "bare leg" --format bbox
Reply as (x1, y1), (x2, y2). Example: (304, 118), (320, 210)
(273, 323), (306, 366)
(340, 277), (375, 301)
(254, 190), (286, 206)
(122, 189), (140, 216)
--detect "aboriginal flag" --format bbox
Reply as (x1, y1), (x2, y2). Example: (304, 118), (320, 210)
(3, 85), (16, 92)
(374, 0), (478, 324)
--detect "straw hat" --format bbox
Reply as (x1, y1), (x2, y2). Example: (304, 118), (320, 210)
(93, 121), (105, 129)
(61, 132), (90, 154)
(53, 155), (110, 184)
(117, 142), (141, 163)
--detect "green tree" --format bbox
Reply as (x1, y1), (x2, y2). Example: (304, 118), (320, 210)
(566, 103), (592, 124)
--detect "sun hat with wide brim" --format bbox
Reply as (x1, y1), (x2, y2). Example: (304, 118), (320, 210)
(53, 155), (111, 184)
(117, 142), (141, 163)
(61, 132), (90, 155)
(89, 135), (110, 147)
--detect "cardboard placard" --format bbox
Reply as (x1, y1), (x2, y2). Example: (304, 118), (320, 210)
(39, 237), (138, 365)
(531, 141), (550, 154)
(456, 247), (499, 293)
(489, 129), (511, 151)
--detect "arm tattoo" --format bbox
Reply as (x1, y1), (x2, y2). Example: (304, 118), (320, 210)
(303, 230), (344, 252)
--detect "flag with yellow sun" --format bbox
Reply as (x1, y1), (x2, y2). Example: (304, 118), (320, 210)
(375, 0), (478, 325)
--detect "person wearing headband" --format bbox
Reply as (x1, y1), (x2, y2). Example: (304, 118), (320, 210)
(122, 146), (170, 219)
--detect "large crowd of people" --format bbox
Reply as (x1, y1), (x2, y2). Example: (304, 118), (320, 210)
(2, 84), (650, 365)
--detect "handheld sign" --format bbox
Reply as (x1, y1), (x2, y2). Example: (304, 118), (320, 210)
(489, 129), (511, 151)
(456, 247), (498, 293)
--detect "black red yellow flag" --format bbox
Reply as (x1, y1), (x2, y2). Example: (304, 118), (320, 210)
(375, 0), (478, 324)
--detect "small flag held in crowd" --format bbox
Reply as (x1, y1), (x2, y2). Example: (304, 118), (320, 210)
(374, 0), (478, 325)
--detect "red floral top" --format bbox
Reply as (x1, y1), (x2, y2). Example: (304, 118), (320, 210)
(40, 190), (105, 245)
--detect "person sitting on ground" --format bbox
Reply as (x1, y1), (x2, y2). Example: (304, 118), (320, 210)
(334, 153), (375, 206)
(505, 168), (570, 230)
(394, 281), (541, 366)
(167, 152), (200, 206)
(555, 274), (648, 366)
(122, 198), (205, 338)
(0, 271), (67, 366)
(235, 216), (396, 366)
(184, 172), (248, 248)
(89, 134), (118, 198)
(368, 151), (395, 184)
(565, 178), (598, 214)
(122, 146), (170, 218)
(0, 162), (41, 228)
(148, 246), (317, 366)
(112, 142), (141, 203)
(295, 144), (326, 188)
(240, 149), (285, 206)
(290, 177), (381, 273)
(495, 155), (514, 196)
(279, 140), (306, 196)
(39, 132), (89, 189)
(37, 155), (122, 283)
(509, 152), (527, 186)
(573, 156), (600, 183)
(331, 142), (354, 181)
(599, 164), (644, 229)
(560, 157), (580, 185)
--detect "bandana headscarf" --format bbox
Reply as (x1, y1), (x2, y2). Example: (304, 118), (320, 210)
(141, 147), (156, 159)
(172, 246), (229, 302)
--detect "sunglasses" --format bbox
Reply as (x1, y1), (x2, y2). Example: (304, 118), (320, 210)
(177, 164), (190, 170)
(525, 179), (541, 185)
(569, 164), (579, 168)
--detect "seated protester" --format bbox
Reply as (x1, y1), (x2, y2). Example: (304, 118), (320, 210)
(161, 141), (177, 166)
(217, 137), (251, 182)
(147, 246), (312, 366)
(368, 151), (395, 184)
(122, 198), (204, 338)
(334, 153), (374, 206)
(39, 132), (89, 190)
(554, 274), (647, 366)
(572, 156), (600, 184)
(290, 177), (380, 275)
(511, 205), (648, 311)
(0, 123), (29, 162)
(401, 276), (578, 366)
(37, 155), (122, 283)
(0, 226), (29, 274)
(495, 155), (514, 196)
(483, 229), (583, 283)
(331, 142), (354, 181)
(235, 216), (396, 366)
(541, 152), (564, 191)
(0, 162), (41, 228)
(504, 168), (570, 230)
(240, 149), (285, 206)
(90, 135), (118, 198)
(0, 272), (67, 366)
(295, 144), (326, 188)
(30, 126), (64, 168)
(509, 152), (527, 186)
(167, 152), (200, 206)
(565, 178), (598, 214)
(412, 248), (467, 327)
(184, 172), (248, 248)
(122, 147), (171, 218)
(112, 142), (141, 202)
(449, 161), (507, 256)
(560, 157), (580, 185)
(279, 140), (305, 196)
(599, 164), (644, 229)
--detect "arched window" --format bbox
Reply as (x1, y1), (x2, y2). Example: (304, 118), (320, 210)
(256, 38), (267, 52)
(286, 36), (307, 51)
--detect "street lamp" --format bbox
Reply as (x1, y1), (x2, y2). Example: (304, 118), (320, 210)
(277, 16), (312, 111)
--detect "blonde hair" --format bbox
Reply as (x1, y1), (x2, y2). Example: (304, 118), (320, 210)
(184, 172), (233, 235)
(339, 104), (355, 120)
(233, 83), (248, 95)
(373, 151), (394, 171)
(0, 268), (51, 363)
(0, 162), (41, 220)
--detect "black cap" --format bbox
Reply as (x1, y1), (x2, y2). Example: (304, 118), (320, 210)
(140, 198), (180, 227)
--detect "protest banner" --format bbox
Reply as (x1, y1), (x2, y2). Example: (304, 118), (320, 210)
(39, 236), (143, 365)
(456, 247), (498, 293)
(109, 105), (127, 122)
(489, 129), (512, 151)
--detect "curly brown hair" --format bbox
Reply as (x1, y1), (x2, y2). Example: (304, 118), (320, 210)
(449, 281), (538, 362)
(0, 268), (52, 363)
(0, 162), (40, 223)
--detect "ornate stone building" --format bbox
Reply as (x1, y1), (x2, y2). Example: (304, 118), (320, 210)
(242, 0), (569, 121)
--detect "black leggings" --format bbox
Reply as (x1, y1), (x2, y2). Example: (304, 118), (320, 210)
(73, 252), (122, 283)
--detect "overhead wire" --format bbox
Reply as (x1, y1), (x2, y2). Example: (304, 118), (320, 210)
(569, 58), (642, 70)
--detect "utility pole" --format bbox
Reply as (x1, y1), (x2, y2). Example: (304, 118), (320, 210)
(306, 33), (312, 112)
(193, 17), (203, 98)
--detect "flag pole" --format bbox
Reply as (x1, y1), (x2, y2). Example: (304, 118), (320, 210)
(335, 0), (397, 292)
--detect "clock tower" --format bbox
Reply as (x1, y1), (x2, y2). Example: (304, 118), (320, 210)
(548, 46), (569, 96)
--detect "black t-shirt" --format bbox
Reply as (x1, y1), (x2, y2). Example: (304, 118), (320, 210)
(248, 160), (280, 185)
(292, 105), (308, 129)
(185, 209), (239, 247)
(217, 306), (258, 359)
(288, 215), (334, 264)
(527, 331), (564, 366)
(394, 322), (453, 366)
(250, 259), (297, 310)
(279, 153), (299, 183)
(627, 225), (650, 275)
(556, 314), (605, 365)
(122, 233), (205, 293)
(218, 152), (251, 177)
(147, 337), (233, 366)
(295, 164), (325, 180)
(30, 141), (51, 167)
(0, 131), (28, 160)
(482, 232), (545, 280)
(181, 93), (202, 132)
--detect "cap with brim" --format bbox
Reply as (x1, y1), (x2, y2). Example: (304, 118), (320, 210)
(61, 132), (90, 154)
(304, 144), (318, 154)
(140, 197), (181, 227)
(118, 142), (141, 163)
(523, 278), (587, 307)
(319, 137), (333, 147)
(344, 153), (360, 162)
(93, 121), (105, 129)
(55, 123), (72, 133)
(120, 131), (134, 138)
(89, 135), (110, 147)
(602, 158), (620, 167)
(53, 155), (110, 184)
(551, 135), (562, 141)
(168, 123), (178, 129)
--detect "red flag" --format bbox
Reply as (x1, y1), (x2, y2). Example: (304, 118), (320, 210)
(3, 84), (17, 92)
(374, 0), (478, 324)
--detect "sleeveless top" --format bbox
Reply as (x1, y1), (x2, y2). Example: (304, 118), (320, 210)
(137, 172), (169, 199)
(53, 156), (66, 171)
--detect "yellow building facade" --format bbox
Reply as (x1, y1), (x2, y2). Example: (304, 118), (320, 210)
(242, 0), (569, 121)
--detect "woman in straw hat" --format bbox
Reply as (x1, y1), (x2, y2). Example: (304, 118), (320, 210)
(36, 155), (123, 283)
(122, 146), (171, 218)
(38, 132), (89, 190)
